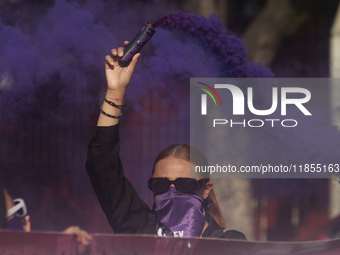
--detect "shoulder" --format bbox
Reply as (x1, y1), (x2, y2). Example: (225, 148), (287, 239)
(222, 228), (247, 240)
(135, 210), (157, 235)
(202, 217), (247, 240)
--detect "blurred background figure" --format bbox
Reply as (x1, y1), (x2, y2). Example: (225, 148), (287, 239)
(1, 184), (91, 245)
(4, 192), (31, 231)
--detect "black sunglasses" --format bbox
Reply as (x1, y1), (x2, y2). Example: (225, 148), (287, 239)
(148, 177), (208, 194)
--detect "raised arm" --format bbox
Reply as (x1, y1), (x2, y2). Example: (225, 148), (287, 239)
(86, 43), (151, 234)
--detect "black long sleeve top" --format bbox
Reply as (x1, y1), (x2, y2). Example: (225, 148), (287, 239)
(86, 124), (246, 240)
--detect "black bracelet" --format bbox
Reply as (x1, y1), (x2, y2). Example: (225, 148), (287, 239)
(100, 104), (122, 119)
(104, 97), (125, 109)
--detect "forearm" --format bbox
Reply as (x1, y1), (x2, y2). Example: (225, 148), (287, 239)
(97, 89), (126, 127)
(4, 189), (15, 221)
(86, 125), (124, 224)
(86, 125), (149, 233)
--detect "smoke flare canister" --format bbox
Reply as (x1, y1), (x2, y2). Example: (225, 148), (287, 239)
(119, 23), (156, 66)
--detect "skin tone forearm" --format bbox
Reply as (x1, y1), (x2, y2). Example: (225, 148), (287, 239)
(4, 189), (15, 220)
(97, 41), (140, 126)
(97, 88), (126, 126)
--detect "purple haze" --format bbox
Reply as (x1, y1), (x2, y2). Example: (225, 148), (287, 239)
(152, 11), (274, 78)
(0, 0), (328, 235)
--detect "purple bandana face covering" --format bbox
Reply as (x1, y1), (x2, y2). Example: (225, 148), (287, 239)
(154, 186), (206, 237)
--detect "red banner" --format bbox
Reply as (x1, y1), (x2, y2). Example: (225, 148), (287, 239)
(1, 230), (340, 255)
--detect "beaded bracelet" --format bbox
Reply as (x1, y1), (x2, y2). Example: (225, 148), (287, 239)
(100, 104), (122, 119)
(104, 97), (125, 109)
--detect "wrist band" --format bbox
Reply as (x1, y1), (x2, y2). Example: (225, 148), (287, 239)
(104, 97), (125, 109)
(100, 104), (122, 119)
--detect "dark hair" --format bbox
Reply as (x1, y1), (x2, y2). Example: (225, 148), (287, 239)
(152, 144), (226, 229)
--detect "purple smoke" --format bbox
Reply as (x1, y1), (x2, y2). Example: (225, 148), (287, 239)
(125, 11), (273, 120)
(0, 0), (325, 235)
(152, 11), (274, 78)
(1, 0), (271, 232)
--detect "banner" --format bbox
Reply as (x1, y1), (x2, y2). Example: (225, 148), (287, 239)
(1, 230), (340, 255)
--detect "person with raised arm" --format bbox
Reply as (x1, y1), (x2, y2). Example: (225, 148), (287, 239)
(86, 41), (246, 239)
